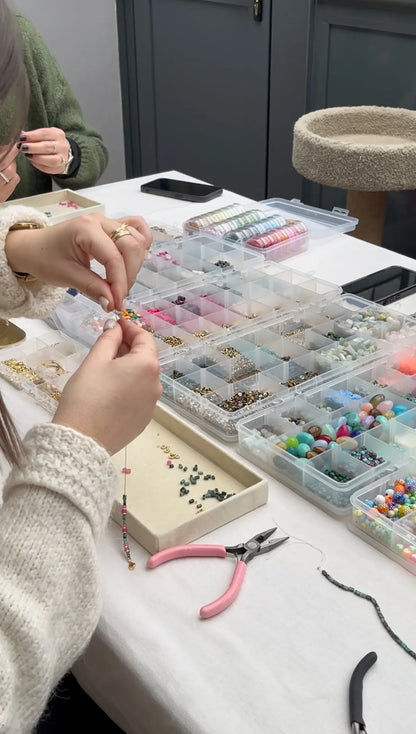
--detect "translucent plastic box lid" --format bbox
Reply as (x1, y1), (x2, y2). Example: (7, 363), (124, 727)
(261, 198), (358, 239)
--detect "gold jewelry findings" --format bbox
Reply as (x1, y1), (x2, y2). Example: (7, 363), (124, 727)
(2, 358), (44, 385)
(41, 360), (65, 376)
(110, 223), (130, 244)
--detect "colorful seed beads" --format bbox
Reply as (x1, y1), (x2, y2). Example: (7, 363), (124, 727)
(246, 221), (307, 249)
(224, 215), (286, 242)
(353, 474), (416, 567)
(116, 307), (143, 323)
(364, 477), (416, 518)
(186, 204), (246, 230)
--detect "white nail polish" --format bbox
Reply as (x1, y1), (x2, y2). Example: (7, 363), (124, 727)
(103, 319), (117, 331)
(99, 296), (110, 312)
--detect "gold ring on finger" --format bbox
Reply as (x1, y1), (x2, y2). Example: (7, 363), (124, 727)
(0, 171), (10, 184)
(110, 223), (131, 243)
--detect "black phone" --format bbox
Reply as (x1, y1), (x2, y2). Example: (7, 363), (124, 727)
(140, 177), (223, 203)
(342, 266), (416, 305)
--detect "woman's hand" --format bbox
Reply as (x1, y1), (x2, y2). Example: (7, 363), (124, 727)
(0, 145), (20, 202)
(17, 127), (71, 176)
(53, 319), (162, 455)
(5, 212), (152, 311)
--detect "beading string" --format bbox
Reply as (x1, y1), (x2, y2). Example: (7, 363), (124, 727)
(271, 516), (415, 662)
(321, 569), (416, 661)
(121, 446), (135, 570)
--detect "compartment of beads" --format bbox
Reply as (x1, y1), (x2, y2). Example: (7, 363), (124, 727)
(132, 234), (265, 297)
(237, 390), (409, 515)
(300, 377), (414, 426)
(350, 460), (416, 574)
(0, 334), (87, 413)
(318, 294), (416, 342)
(158, 305), (394, 442)
(49, 264), (343, 351)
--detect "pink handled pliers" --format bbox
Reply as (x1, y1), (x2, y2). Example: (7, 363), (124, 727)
(147, 527), (289, 619)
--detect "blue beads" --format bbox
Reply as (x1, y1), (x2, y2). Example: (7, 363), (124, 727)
(296, 432), (314, 446)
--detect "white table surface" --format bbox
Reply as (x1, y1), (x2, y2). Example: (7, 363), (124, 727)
(6, 172), (416, 734)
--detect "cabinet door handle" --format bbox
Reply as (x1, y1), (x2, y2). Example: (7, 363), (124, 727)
(253, 0), (263, 21)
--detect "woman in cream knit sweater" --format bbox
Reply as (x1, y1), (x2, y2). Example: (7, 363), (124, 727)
(0, 4), (161, 731)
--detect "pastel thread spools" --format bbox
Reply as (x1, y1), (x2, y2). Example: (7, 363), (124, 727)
(186, 204), (246, 230)
(246, 221), (307, 249)
(204, 210), (265, 237)
(224, 215), (286, 242)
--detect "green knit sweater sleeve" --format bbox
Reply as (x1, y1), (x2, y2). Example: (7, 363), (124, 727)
(15, 14), (109, 196)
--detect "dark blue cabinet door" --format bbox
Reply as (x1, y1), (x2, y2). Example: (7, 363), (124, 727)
(118, 0), (271, 199)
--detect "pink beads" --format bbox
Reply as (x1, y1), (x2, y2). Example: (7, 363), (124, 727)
(336, 425), (350, 438)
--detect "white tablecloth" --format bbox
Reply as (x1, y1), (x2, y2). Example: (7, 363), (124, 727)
(7, 173), (416, 734)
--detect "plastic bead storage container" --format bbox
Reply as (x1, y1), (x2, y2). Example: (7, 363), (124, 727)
(129, 234), (265, 297)
(350, 458), (416, 574)
(237, 375), (415, 515)
(0, 333), (88, 413)
(50, 263), (342, 354)
(183, 198), (358, 262)
(159, 307), (389, 443)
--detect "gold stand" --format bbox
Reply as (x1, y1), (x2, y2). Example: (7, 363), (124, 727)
(0, 319), (26, 348)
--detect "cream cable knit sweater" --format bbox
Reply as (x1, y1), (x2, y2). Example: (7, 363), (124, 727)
(0, 206), (118, 733)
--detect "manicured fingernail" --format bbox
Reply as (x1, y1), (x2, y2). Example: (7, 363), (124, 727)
(16, 142), (21, 149)
(19, 134), (27, 141)
(103, 319), (117, 331)
(122, 298), (128, 309)
(98, 296), (110, 311)
(21, 144), (29, 151)
(24, 153), (32, 158)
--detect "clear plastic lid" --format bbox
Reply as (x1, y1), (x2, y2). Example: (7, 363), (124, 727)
(261, 198), (358, 239)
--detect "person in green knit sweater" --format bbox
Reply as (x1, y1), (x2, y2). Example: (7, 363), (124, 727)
(0, 13), (108, 202)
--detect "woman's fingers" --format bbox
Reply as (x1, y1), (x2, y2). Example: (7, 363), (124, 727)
(18, 127), (69, 175)
(91, 215), (152, 297)
(73, 218), (129, 309)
